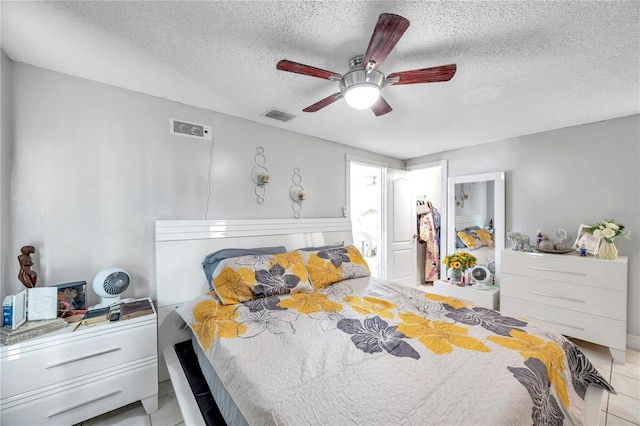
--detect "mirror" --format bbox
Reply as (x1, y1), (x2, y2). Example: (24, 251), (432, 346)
(446, 172), (505, 284)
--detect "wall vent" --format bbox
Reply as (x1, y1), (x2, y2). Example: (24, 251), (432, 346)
(169, 119), (212, 140)
(262, 108), (296, 122)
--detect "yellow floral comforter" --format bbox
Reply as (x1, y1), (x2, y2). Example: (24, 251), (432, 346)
(177, 276), (614, 425)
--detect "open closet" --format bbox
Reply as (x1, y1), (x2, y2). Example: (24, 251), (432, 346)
(411, 165), (444, 284)
(417, 198), (441, 282)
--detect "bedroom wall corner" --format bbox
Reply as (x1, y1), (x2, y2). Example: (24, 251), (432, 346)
(0, 50), (14, 301)
(8, 63), (403, 305)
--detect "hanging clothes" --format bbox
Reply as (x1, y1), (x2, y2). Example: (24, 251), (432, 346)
(418, 201), (441, 282)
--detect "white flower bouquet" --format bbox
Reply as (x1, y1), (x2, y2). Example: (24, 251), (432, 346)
(585, 219), (630, 243)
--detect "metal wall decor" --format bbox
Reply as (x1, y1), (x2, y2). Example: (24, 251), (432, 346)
(250, 146), (270, 204)
(456, 183), (469, 208)
(289, 167), (306, 218)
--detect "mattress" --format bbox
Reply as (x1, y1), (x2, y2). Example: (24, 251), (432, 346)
(191, 333), (248, 426)
(178, 276), (614, 425)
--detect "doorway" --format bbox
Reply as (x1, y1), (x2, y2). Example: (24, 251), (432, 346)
(407, 160), (447, 284)
(349, 162), (383, 278)
(347, 159), (445, 286)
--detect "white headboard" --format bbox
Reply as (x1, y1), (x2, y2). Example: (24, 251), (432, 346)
(154, 218), (353, 380)
(455, 214), (484, 230)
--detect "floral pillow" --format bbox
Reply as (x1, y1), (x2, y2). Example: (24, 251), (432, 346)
(457, 230), (486, 250)
(474, 229), (495, 247)
(209, 251), (313, 305)
(297, 245), (370, 289)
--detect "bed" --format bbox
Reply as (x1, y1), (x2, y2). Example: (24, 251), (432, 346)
(156, 219), (613, 426)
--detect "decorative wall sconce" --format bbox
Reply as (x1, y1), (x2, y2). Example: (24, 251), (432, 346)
(456, 183), (469, 208)
(289, 167), (305, 219)
(251, 146), (269, 204)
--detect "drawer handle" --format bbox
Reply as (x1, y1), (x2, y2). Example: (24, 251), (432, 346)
(45, 347), (121, 369)
(527, 291), (586, 304)
(528, 266), (586, 276)
(528, 315), (585, 331)
(47, 390), (122, 417)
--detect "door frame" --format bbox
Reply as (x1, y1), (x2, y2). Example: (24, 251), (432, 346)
(406, 159), (448, 274)
(345, 155), (388, 217)
(346, 155), (387, 277)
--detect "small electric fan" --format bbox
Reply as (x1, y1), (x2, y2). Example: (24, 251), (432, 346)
(91, 267), (130, 308)
(470, 265), (492, 289)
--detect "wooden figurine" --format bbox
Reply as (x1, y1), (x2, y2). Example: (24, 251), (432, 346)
(17, 245), (38, 288)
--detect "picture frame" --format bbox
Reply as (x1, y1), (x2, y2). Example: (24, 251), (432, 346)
(54, 281), (87, 318)
(572, 224), (601, 255)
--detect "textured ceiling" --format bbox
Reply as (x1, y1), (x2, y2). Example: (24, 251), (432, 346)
(2, 1), (639, 160)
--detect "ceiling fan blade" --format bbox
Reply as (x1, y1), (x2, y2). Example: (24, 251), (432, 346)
(371, 96), (392, 116)
(277, 59), (342, 80)
(303, 92), (343, 112)
(362, 13), (410, 69)
(387, 64), (457, 85)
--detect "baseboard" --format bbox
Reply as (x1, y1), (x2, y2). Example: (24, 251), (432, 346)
(627, 333), (640, 351)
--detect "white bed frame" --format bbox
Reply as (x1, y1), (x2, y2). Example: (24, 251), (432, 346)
(455, 213), (484, 230)
(154, 218), (605, 426)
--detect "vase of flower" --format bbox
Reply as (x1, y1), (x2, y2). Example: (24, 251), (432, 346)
(598, 240), (618, 260)
(450, 268), (463, 283)
(584, 219), (629, 261)
(443, 251), (476, 284)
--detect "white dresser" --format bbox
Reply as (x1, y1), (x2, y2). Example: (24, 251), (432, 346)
(0, 301), (158, 425)
(500, 250), (628, 364)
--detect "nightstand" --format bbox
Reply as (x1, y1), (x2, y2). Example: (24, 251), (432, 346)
(432, 280), (500, 310)
(0, 298), (158, 425)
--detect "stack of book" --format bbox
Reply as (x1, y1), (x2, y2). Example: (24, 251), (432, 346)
(120, 299), (154, 320)
(81, 307), (111, 326)
(1, 318), (68, 345)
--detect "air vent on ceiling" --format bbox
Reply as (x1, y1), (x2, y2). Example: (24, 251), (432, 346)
(262, 108), (296, 122)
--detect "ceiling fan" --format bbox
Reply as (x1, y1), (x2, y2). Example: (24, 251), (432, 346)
(276, 13), (457, 116)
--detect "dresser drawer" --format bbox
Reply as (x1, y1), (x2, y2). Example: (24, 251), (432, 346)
(1, 361), (157, 425)
(500, 297), (626, 350)
(501, 251), (626, 290)
(1, 322), (156, 398)
(500, 274), (626, 321)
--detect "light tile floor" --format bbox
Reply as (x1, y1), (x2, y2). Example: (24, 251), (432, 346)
(88, 286), (640, 425)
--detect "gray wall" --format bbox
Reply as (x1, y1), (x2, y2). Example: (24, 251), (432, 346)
(408, 115), (640, 343)
(4, 62), (402, 303)
(1, 51), (12, 298)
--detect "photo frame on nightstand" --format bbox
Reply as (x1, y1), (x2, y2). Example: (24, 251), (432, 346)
(55, 281), (87, 318)
(572, 223), (600, 255)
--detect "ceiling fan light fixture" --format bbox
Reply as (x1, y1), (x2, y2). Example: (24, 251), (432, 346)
(344, 84), (380, 109)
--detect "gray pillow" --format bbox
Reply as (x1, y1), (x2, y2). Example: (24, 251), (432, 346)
(202, 246), (287, 290)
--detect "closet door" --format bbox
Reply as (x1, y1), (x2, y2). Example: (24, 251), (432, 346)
(385, 168), (417, 286)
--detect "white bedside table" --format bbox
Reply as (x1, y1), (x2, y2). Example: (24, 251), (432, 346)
(432, 280), (500, 310)
(0, 298), (158, 425)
